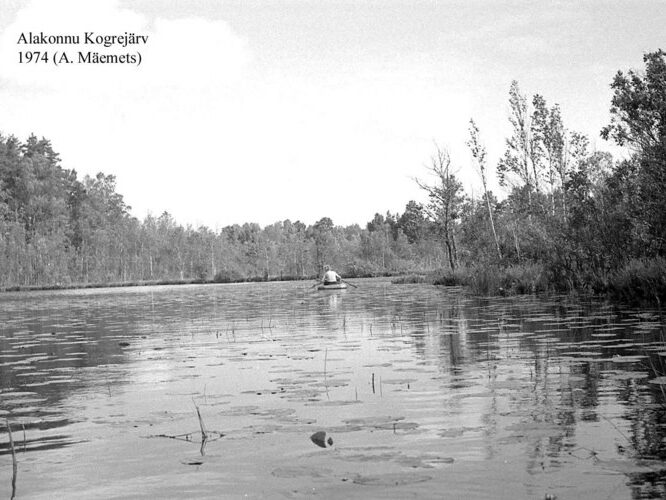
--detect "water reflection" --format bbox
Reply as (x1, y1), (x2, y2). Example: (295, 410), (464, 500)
(0, 279), (665, 498)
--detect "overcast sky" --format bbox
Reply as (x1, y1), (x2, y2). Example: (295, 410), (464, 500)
(0, 0), (663, 229)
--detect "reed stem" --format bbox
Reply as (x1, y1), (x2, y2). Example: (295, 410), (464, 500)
(6, 419), (17, 500)
(194, 404), (208, 441)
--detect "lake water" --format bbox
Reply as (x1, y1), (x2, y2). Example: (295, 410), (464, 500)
(1, 278), (665, 499)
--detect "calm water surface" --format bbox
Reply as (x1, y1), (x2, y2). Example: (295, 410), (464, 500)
(1, 278), (665, 499)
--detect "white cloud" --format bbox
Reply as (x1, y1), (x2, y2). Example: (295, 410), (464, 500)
(0, 0), (250, 91)
(140, 17), (250, 90)
(0, 0), (261, 228)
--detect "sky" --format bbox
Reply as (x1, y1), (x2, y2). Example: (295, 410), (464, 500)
(0, 0), (664, 229)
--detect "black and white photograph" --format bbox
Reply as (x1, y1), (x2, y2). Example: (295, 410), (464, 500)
(1, 0), (665, 498)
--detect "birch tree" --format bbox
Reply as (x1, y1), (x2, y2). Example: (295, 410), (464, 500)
(467, 119), (502, 260)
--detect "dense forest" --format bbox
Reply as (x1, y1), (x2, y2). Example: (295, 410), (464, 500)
(0, 50), (664, 301)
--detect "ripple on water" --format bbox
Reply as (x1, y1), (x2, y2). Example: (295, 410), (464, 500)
(1, 280), (665, 499)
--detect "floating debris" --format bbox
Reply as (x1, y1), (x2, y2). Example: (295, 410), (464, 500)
(310, 431), (333, 448)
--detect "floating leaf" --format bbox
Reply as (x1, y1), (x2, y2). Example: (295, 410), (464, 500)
(353, 472), (432, 486)
(611, 355), (646, 363)
(305, 400), (361, 407)
(272, 466), (332, 478)
(604, 371), (649, 381)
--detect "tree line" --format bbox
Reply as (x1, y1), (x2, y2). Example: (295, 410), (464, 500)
(0, 135), (448, 287)
(0, 50), (664, 301)
(417, 49), (665, 301)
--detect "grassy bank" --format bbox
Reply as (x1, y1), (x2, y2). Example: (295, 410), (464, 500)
(5, 258), (664, 306)
(0, 275), (317, 293)
(391, 264), (547, 295)
(393, 258), (666, 305)
(426, 263), (549, 296)
(0, 268), (398, 293)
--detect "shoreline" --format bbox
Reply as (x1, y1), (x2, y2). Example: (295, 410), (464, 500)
(3, 266), (663, 307)
(0, 272), (393, 293)
(0, 275), (312, 293)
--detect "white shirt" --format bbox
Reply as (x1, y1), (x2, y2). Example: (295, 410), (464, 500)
(323, 270), (340, 282)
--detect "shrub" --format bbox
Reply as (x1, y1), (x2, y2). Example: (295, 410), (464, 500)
(213, 269), (245, 283)
(608, 257), (666, 304)
(430, 268), (467, 286)
(427, 263), (548, 296)
(391, 274), (428, 284)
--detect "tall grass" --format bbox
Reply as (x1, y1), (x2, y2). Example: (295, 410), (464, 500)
(427, 263), (548, 296)
(403, 257), (665, 304)
(607, 257), (666, 305)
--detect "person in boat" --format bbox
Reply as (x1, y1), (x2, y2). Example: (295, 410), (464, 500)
(321, 265), (342, 285)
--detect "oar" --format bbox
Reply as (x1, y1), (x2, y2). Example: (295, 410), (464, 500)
(342, 279), (358, 288)
(310, 281), (321, 289)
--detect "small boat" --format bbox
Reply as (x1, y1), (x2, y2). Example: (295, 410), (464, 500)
(317, 282), (348, 291)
